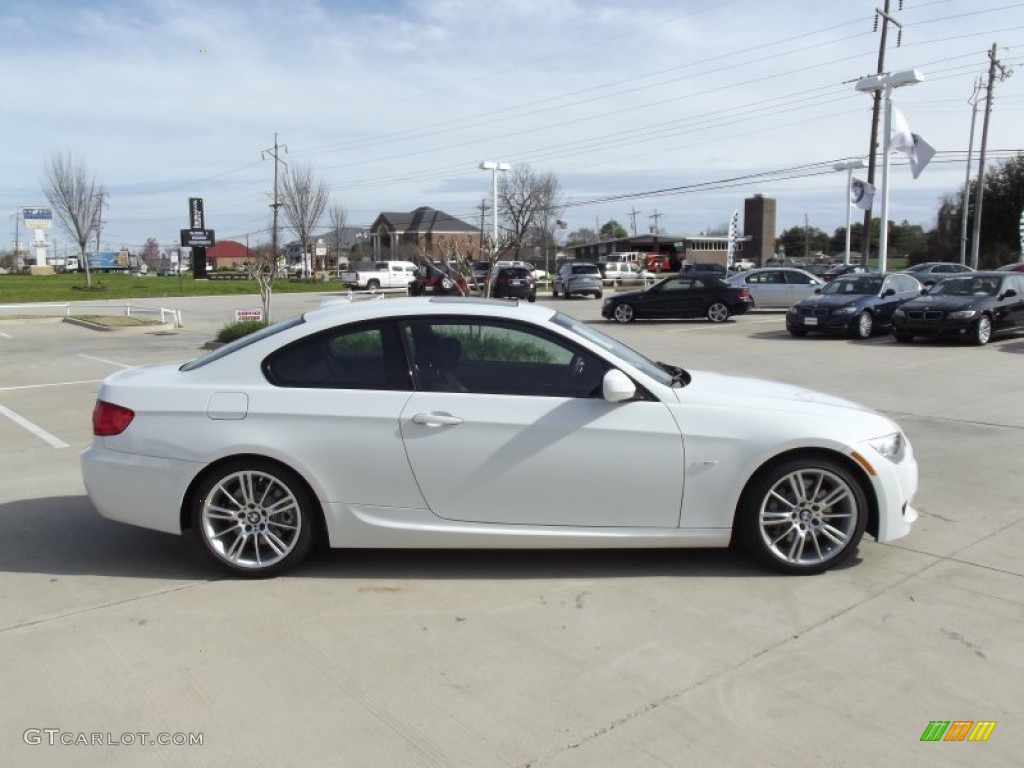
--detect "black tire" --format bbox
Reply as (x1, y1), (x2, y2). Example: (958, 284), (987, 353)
(707, 302), (730, 323)
(366, 279), (380, 291)
(528, 292), (536, 303)
(551, 284), (559, 298)
(893, 331), (913, 343)
(971, 315), (992, 346)
(737, 456), (868, 575)
(788, 327), (808, 338)
(190, 459), (317, 577)
(595, 290), (603, 299)
(852, 310), (874, 339)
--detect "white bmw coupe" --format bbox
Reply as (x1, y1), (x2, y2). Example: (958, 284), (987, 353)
(81, 297), (918, 577)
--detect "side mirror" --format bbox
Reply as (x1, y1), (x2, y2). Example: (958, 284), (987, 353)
(920, 286), (930, 295)
(883, 288), (896, 297)
(813, 287), (823, 294)
(602, 369), (636, 402)
(1001, 288), (1017, 299)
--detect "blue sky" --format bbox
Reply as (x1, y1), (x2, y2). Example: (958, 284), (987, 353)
(3, 0), (1023, 252)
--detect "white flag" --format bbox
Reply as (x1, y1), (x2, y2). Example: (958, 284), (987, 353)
(851, 178), (875, 211)
(890, 104), (935, 178)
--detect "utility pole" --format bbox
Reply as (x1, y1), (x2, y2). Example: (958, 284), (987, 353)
(628, 206), (641, 236)
(262, 133), (288, 273)
(804, 214), (810, 260)
(970, 43), (1012, 269)
(648, 209), (662, 234)
(959, 78), (982, 265)
(477, 198), (489, 257)
(863, 1), (902, 266)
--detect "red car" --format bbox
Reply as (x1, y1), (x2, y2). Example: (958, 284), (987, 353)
(408, 262), (468, 296)
(996, 262), (1024, 273)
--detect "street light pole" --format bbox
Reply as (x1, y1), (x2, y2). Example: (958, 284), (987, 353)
(478, 160), (510, 257)
(833, 159), (867, 265)
(855, 68), (924, 273)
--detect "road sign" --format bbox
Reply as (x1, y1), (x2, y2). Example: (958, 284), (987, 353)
(180, 228), (216, 247)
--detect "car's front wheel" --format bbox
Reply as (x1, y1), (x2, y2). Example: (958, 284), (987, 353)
(707, 302), (730, 323)
(613, 303), (635, 323)
(191, 459), (317, 577)
(852, 310), (874, 339)
(737, 456), (868, 575)
(971, 314), (992, 346)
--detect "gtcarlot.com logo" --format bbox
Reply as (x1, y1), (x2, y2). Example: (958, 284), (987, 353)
(920, 721), (996, 742)
(23, 729), (203, 747)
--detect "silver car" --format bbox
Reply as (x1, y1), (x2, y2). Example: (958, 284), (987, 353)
(726, 267), (824, 309)
(553, 263), (603, 299)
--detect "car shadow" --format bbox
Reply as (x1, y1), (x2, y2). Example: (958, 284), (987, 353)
(0, 496), (783, 580)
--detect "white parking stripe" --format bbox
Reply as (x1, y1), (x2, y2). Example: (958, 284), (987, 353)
(0, 379), (103, 392)
(0, 405), (69, 449)
(0, 330), (12, 339)
(78, 353), (132, 368)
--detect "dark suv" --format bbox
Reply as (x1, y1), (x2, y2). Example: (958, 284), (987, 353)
(490, 265), (537, 302)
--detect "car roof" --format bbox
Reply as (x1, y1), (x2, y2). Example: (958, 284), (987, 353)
(305, 296), (556, 328)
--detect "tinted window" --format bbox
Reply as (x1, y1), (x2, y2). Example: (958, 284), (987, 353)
(263, 321), (410, 390)
(181, 316), (304, 371)
(571, 264), (599, 275)
(403, 318), (606, 398)
(785, 271), (814, 284)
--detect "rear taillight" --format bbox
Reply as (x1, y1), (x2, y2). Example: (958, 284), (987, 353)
(737, 288), (750, 299)
(93, 400), (135, 436)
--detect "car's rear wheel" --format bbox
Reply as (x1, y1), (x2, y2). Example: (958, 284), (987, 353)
(595, 290), (603, 299)
(528, 292), (536, 303)
(707, 302), (730, 323)
(613, 303), (635, 323)
(852, 310), (874, 339)
(971, 315), (992, 346)
(191, 459), (316, 577)
(366, 279), (380, 291)
(738, 456), (868, 575)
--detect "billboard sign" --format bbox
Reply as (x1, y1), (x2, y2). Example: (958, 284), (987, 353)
(180, 228), (216, 248)
(22, 207), (53, 230)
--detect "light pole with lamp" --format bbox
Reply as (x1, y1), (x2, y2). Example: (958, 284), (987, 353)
(855, 68), (924, 273)
(478, 160), (510, 257)
(833, 158), (867, 265)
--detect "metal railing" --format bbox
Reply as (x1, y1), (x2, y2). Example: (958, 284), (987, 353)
(0, 301), (183, 328)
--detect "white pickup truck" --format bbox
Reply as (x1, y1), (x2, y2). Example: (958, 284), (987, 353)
(340, 260), (417, 290)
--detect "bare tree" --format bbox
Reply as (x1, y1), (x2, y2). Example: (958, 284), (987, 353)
(280, 164), (329, 276)
(498, 164), (563, 260)
(241, 238), (276, 322)
(42, 150), (105, 287)
(140, 237), (160, 268)
(328, 204), (347, 270)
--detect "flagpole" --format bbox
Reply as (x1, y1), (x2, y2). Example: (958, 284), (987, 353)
(834, 159), (866, 265)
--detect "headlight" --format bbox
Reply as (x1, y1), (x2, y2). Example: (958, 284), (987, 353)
(832, 306), (856, 315)
(787, 306), (799, 315)
(894, 309), (905, 318)
(947, 310), (978, 320)
(603, 298), (612, 306)
(867, 432), (906, 463)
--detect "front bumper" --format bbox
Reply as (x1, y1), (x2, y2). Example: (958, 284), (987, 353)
(853, 438), (919, 543)
(787, 312), (856, 333)
(893, 315), (974, 338)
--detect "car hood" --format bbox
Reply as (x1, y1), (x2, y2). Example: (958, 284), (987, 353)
(900, 294), (992, 311)
(793, 293), (874, 309)
(676, 370), (877, 416)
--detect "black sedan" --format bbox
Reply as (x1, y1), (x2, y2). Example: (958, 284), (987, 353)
(891, 271), (1024, 345)
(786, 273), (923, 339)
(601, 275), (752, 323)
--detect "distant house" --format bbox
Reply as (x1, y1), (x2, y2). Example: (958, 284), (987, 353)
(205, 240), (251, 270)
(367, 207), (481, 261)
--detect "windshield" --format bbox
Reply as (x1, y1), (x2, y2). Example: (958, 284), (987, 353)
(821, 276), (883, 295)
(551, 313), (675, 386)
(930, 276), (1001, 296)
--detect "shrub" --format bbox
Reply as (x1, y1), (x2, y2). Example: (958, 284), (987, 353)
(216, 319), (268, 343)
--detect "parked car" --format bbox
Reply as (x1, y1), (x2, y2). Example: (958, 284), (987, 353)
(552, 263), (603, 299)
(786, 273), (924, 339)
(597, 261), (655, 286)
(341, 260), (417, 290)
(822, 264), (875, 283)
(601, 274), (752, 323)
(680, 262), (727, 277)
(996, 262), (1024, 273)
(489, 265), (536, 301)
(408, 262), (468, 296)
(726, 268), (824, 309)
(891, 271), (1024, 345)
(81, 297), (918, 577)
(903, 261), (974, 287)
(471, 260), (491, 289)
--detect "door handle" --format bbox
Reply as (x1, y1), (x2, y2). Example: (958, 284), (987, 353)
(411, 412), (463, 427)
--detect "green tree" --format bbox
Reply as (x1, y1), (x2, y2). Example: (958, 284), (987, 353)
(599, 220), (628, 239)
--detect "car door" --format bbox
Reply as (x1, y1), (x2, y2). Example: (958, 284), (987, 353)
(783, 269), (819, 305)
(398, 317), (684, 528)
(748, 270), (789, 308)
(640, 276), (703, 317)
(998, 275), (1024, 331)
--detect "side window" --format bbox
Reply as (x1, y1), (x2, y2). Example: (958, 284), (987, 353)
(786, 271), (813, 285)
(263, 321), (410, 390)
(661, 278), (691, 292)
(403, 319), (606, 398)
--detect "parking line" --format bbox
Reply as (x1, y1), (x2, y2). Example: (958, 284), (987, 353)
(0, 379), (103, 392)
(0, 330), (12, 339)
(78, 353), (132, 369)
(0, 404), (69, 449)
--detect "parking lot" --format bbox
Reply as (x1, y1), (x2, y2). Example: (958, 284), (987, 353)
(1, 291), (1022, 767)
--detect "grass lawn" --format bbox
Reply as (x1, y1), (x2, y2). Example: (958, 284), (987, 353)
(0, 273), (340, 304)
